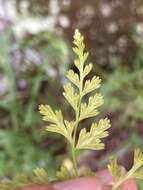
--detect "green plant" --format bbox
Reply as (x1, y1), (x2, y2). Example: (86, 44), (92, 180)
(0, 30), (68, 177)
(0, 168), (49, 190)
(39, 29), (111, 177)
(39, 30), (143, 189)
(1, 30), (143, 190)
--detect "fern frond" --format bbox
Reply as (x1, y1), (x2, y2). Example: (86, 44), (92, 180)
(131, 148), (143, 179)
(46, 124), (68, 140)
(79, 93), (104, 121)
(32, 168), (49, 184)
(39, 105), (63, 124)
(108, 157), (123, 183)
(80, 168), (95, 177)
(39, 29), (111, 178)
(134, 148), (143, 165)
(83, 63), (93, 78)
(64, 120), (75, 140)
(56, 165), (73, 181)
(76, 118), (111, 150)
(63, 83), (79, 111)
(83, 76), (101, 96)
(74, 59), (80, 71)
(110, 149), (143, 190)
(0, 169), (49, 190)
(39, 105), (72, 143)
(73, 29), (88, 70)
(67, 70), (80, 88)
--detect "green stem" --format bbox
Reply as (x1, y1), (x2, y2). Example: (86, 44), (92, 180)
(71, 58), (84, 176)
(71, 144), (78, 176)
(71, 111), (80, 177)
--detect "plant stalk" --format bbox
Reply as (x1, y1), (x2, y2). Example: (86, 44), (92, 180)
(71, 144), (78, 176)
(71, 36), (85, 177)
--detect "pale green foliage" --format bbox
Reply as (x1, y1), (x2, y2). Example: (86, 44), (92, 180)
(80, 168), (95, 177)
(0, 168), (49, 190)
(39, 29), (111, 178)
(108, 149), (143, 190)
(108, 157), (123, 183)
(39, 105), (72, 143)
(33, 168), (49, 184)
(79, 93), (104, 121)
(63, 83), (79, 111)
(134, 148), (143, 165)
(83, 76), (101, 96)
(64, 120), (75, 141)
(83, 63), (93, 78)
(56, 165), (73, 181)
(132, 149), (143, 180)
(76, 118), (111, 150)
(67, 70), (80, 88)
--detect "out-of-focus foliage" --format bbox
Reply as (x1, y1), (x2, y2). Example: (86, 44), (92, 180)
(0, 129), (53, 175)
(0, 29), (69, 177)
(101, 43), (143, 149)
(102, 43), (143, 121)
(0, 168), (49, 190)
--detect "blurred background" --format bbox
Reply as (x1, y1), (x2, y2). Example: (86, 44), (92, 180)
(0, 0), (143, 188)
